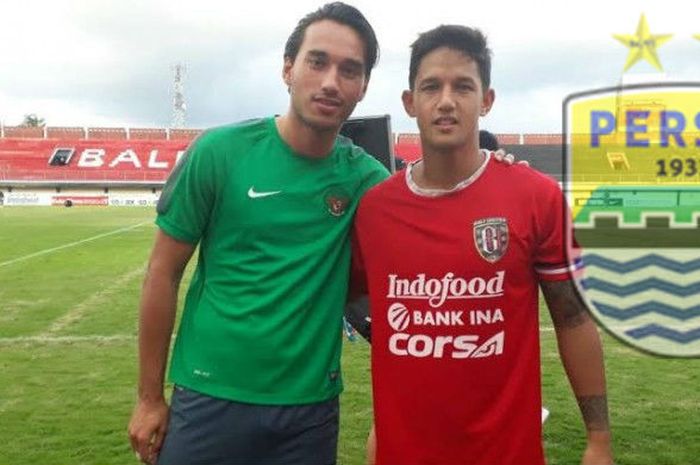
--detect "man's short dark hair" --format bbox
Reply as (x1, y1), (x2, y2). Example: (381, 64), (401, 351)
(408, 25), (491, 91)
(479, 130), (500, 151)
(284, 2), (379, 79)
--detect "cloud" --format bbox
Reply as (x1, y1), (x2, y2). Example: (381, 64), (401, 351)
(1, 0), (699, 132)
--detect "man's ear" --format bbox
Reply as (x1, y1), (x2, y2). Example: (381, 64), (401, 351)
(358, 79), (369, 102)
(401, 89), (416, 117)
(480, 88), (495, 117)
(282, 58), (293, 87)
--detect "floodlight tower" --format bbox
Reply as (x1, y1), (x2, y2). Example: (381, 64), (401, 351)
(171, 63), (187, 128)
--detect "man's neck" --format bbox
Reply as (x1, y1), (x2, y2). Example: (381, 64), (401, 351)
(275, 113), (337, 158)
(413, 143), (485, 190)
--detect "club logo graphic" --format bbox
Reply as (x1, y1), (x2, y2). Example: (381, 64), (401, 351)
(564, 82), (700, 357)
(473, 217), (509, 263)
(388, 303), (410, 331)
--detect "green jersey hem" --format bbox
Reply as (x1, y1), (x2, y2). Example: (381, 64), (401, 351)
(170, 375), (344, 406)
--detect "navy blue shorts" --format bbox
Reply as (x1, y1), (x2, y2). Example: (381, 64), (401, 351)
(156, 386), (339, 465)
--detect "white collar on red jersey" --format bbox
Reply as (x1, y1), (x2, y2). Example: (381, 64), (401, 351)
(405, 149), (491, 197)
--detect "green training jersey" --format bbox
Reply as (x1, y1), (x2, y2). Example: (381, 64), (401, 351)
(156, 117), (388, 404)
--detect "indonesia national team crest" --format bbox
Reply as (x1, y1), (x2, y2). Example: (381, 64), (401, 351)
(565, 83), (700, 357)
(323, 187), (350, 217)
(473, 217), (509, 263)
(326, 196), (348, 216)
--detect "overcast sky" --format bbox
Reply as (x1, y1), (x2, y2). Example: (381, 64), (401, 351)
(1, 0), (698, 133)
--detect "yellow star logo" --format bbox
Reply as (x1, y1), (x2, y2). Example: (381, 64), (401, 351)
(613, 14), (672, 72)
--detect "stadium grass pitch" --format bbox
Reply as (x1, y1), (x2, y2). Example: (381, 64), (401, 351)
(1, 206), (698, 464)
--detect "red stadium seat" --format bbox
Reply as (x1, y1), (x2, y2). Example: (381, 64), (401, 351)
(169, 129), (203, 141)
(494, 133), (521, 145)
(2, 127), (44, 138)
(129, 128), (168, 140)
(523, 134), (563, 145)
(46, 127), (86, 139)
(394, 133), (422, 162)
(87, 127), (128, 140)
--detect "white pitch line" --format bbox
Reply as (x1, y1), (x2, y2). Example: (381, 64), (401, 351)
(43, 266), (145, 336)
(0, 334), (136, 345)
(0, 221), (150, 269)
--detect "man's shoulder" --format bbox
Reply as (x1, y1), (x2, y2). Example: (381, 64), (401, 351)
(211, 117), (270, 135)
(355, 171), (404, 228)
(334, 136), (391, 185)
(194, 118), (270, 148)
(173, 118), (273, 172)
(361, 169), (404, 204)
(487, 159), (560, 194)
(335, 135), (383, 165)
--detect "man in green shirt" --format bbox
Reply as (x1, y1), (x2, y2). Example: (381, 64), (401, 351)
(127, 3), (387, 464)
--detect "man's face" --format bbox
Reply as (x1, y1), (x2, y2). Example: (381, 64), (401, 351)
(283, 19), (368, 132)
(402, 47), (494, 153)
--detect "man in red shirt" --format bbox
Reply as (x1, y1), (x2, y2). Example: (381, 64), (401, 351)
(353, 25), (613, 465)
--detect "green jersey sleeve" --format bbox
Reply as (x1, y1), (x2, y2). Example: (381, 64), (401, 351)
(156, 133), (220, 244)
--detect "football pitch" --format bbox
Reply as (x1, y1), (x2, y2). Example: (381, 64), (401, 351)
(0, 207), (698, 465)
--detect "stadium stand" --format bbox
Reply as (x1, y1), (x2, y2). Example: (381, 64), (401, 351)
(169, 128), (203, 141)
(3, 126), (44, 138)
(0, 132), (188, 186)
(129, 128), (168, 140)
(503, 144), (563, 181)
(523, 134), (564, 145)
(46, 127), (86, 139)
(87, 127), (128, 140)
(495, 133), (521, 145)
(393, 131), (563, 180)
(394, 133), (422, 162)
(0, 125), (566, 194)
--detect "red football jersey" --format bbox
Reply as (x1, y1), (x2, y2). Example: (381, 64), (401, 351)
(353, 153), (580, 465)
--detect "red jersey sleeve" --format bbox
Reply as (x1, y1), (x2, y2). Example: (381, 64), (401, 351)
(533, 182), (583, 282)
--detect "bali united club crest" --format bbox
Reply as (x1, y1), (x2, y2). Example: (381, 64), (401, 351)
(473, 217), (509, 263)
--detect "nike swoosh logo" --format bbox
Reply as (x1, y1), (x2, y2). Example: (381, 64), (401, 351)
(248, 187), (282, 199)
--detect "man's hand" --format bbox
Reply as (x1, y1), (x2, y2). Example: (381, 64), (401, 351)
(345, 295), (371, 342)
(582, 432), (614, 465)
(491, 149), (529, 166)
(128, 398), (169, 465)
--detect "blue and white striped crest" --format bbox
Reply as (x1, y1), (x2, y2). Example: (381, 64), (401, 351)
(565, 84), (700, 357)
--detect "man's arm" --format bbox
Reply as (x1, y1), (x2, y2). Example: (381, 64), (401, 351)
(347, 227), (371, 343)
(128, 230), (196, 464)
(540, 279), (613, 465)
(366, 422), (376, 465)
